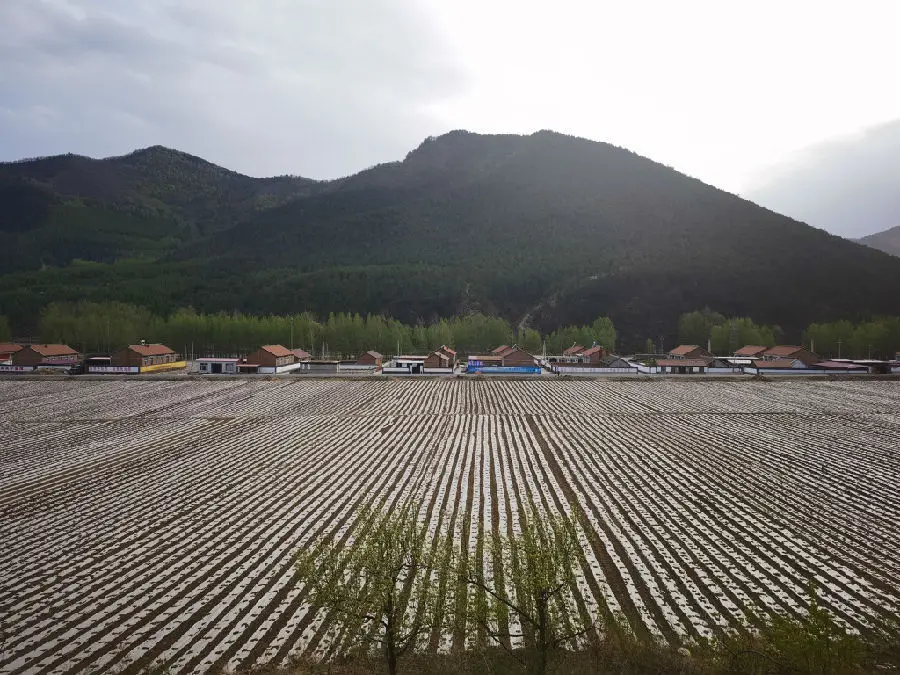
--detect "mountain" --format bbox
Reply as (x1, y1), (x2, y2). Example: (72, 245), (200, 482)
(856, 225), (900, 257)
(0, 146), (318, 273)
(3, 130), (900, 348)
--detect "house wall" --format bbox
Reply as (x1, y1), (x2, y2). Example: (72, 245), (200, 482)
(0, 348), (21, 363)
(554, 366), (636, 375)
(791, 349), (819, 366)
(502, 349), (535, 367)
(114, 350), (178, 368)
(246, 349), (293, 368)
(357, 353), (382, 367)
(12, 348), (78, 366)
(424, 353), (448, 368)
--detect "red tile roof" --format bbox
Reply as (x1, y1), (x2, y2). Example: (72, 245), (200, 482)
(669, 345), (703, 356)
(260, 344), (293, 358)
(582, 345), (606, 357)
(734, 345), (768, 357)
(563, 344), (585, 356)
(27, 344), (78, 356)
(0, 343), (22, 354)
(439, 345), (457, 355)
(814, 361), (868, 370)
(491, 345), (510, 355)
(763, 345), (807, 357)
(127, 344), (175, 356)
(292, 348), (312, 360)
(658, 358), (712, 367)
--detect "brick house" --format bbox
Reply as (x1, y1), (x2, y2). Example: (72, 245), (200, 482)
(357, 350), (383, 367)
(12, 344), (80, 366)
(668, 345), (713, 360)
(0, 343), (22, 363)
(761, 345), (819, 366)
(292, 348), (312, 362)
(581, 344), (608, 364)
(424, 351), (451, 369)
(563, 344), (585, 357)
(111, 344), (179, 368)
(438, 345), (457, 365)
(497, 346), (536, 367)
(245, 345), (295, 369)
(734, 345), (769, 358)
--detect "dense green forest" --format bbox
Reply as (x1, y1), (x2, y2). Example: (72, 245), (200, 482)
(4, 131), (900, 350)
(803, 318), (900, 360)
(32, 302), (616, 358)
(676, 309), (780, 354)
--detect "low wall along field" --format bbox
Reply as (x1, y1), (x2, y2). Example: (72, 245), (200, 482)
(1, 379), (899, 672)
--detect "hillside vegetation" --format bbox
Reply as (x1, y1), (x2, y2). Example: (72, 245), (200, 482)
(3, 131), (900, 349)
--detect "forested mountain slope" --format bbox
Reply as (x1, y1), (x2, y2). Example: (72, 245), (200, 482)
(0, 146), (318, 272)
(3, 131), (899, 347)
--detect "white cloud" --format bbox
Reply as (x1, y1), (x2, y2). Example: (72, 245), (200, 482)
(425, 0), (900, 193)
(0, 0), (469, 177)
(0, 0), (897, 209)
(745, 119), (900, 237)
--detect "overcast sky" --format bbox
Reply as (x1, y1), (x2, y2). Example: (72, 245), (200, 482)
(1, 0), (898, 236)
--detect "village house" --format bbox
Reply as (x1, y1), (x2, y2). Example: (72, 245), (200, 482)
(563, 344), (585, 357)
(734, 345), (769, 358)
(0, 343), (22, 364)
(469, 345), (538, 372)
(657, 358), (712, 374)
(424, 351), (451, 369)
(761, 345), (819, 366)
(292, 348), (312, 362)
(235, 344), (302, 374)
(581, 344), (608, 364)
(385, 351), (453, 374)
(391, 355), (427, 374)
(438, 345), (457, 366)
(357, 350), (383, 368)
(12, 344), (80, 367)
(668, 345), (713, 360)
(109, 344), (184, 373)
(291, 348), (312, 372)
(197, 358), (240, 374)
(496, 345), (536, 367)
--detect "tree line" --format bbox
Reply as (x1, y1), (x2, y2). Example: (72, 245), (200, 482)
(675, 309), (781, 355)
(803, 317), (900, 360)
(8, 303), (900, 361)
(676, 309), (900, 360)
(29, 302), (617, 358)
